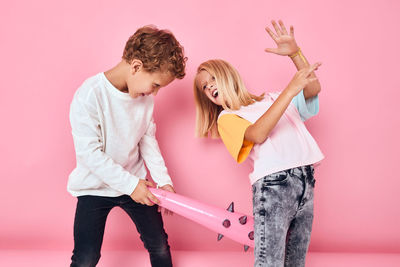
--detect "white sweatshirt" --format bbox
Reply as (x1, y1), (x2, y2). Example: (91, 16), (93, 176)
(67, 72), (172, 197)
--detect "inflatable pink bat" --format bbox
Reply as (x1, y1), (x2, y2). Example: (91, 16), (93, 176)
(149, 188), (254, 251)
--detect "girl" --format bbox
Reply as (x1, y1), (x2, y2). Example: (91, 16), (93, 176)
(194, 20), (324, 267)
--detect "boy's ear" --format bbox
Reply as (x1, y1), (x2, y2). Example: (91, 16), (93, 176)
(130, 59), (143, 74)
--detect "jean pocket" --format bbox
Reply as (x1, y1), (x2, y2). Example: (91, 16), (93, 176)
(262, 171), (289, 186)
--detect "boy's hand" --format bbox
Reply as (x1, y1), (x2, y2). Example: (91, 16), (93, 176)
(265, 20), (299, 56)
(158, 184), (175, 216)
(287, 63), (321, 96)
(130, 180), (160, 206)
(160, 184), (175, 193)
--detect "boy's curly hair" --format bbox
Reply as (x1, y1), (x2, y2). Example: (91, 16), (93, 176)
(122, 25), (187, 79)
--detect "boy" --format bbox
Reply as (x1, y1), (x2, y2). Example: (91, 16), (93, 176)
(68, 25), (187, 267)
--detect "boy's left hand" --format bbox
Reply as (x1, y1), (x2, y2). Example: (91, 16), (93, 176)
(264, 20), (299, 56)
(158, 184), (175, 216)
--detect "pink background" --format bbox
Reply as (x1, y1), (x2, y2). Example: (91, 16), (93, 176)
(1, 0), (399, 255)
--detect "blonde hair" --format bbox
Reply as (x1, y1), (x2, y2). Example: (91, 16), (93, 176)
(194, 59), (264, 138)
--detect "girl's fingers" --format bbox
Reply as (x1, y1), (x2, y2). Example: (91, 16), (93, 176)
(278, 20), (288, 35)
(264, 47), (279, 54)
(307, 62), (322, 75)
(297, 63), (321, 79)
(265, 27), (278, 41)
(290, 25), (294, 37)
(312, 62), (322, 70)
(271, 20), (282, 36)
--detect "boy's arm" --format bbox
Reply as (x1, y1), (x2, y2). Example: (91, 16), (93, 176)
(264, 20), (321, 99)
(70, 96), (140, 196)
(138, 118), (173, 188)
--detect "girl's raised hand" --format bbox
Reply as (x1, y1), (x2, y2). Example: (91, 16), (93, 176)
(265, 20), (299, 56)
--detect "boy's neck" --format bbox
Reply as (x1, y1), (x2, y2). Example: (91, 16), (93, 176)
(104, 61), (129, 93)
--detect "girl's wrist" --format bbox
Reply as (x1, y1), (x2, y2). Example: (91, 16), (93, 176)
(288, 47), (300, 58)
(283, 86), (297, 99)
(289, 48), (306, 63)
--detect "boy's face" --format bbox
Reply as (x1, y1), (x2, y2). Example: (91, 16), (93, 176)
(127, 62), (175, 98)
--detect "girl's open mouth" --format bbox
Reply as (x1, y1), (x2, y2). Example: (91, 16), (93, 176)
(212, 89), (218, 98)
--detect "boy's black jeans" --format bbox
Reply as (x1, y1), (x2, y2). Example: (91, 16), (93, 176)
(70, 195), (172, 267)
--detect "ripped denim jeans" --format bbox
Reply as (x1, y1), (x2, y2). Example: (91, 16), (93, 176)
(253, 165), (315, 267)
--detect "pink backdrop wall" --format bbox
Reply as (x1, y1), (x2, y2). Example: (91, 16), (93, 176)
(1, 0), (399, 253)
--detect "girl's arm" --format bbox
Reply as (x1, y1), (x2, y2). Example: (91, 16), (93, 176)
(245, 63), (321, 144)
(288, 48), (321, 99)
(265, 20), (321, 99)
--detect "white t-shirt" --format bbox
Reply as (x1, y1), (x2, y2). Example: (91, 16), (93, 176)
(218, 91), (324, 185)
(68, 72), (172, 197)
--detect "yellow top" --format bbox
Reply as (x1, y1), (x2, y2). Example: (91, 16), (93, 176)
(217, 114), (254, 163)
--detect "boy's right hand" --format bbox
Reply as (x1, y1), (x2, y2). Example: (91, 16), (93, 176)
(286, 62), (321, 97)
(130, 180), (160, 206)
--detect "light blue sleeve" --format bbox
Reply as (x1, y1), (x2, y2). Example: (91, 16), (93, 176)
(291, 90), (319, 122)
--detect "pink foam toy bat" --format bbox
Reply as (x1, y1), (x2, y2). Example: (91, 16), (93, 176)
(149, 188), (254, 251)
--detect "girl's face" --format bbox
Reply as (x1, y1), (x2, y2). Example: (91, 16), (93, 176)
(196, 70), (223, 106)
